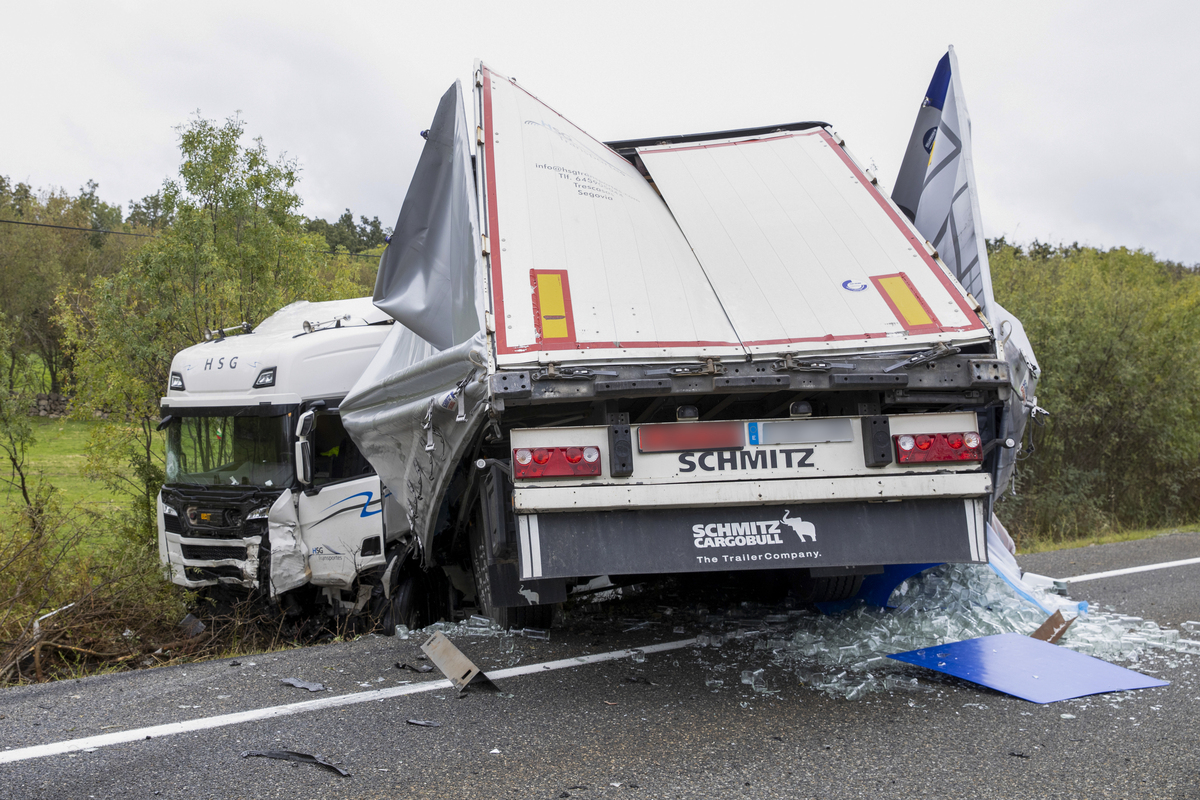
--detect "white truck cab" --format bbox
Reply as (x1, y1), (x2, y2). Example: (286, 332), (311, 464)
(156, 297), (411, 619)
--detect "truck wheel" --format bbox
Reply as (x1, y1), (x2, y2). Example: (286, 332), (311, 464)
(381, 574), (418, 633)
(790, 573), (864, 604)
(469, 508), (554, 631)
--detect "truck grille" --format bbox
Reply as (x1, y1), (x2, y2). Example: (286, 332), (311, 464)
(163, 514), (183, 534)
(185, 565), (245, 581)
(181, 544), (248, 561)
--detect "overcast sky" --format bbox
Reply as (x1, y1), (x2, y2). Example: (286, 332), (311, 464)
(5, 1), (1198, 263)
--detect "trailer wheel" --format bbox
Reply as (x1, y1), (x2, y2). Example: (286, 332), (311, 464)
(789, 573), (864, 604)
(469, 508), (554, 631)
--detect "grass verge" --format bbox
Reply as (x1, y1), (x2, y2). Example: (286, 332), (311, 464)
(1017, 525), (1197, 555)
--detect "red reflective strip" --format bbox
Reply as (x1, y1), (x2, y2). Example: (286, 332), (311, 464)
(893, 433), (981, 464)
(637, 421), (745, 453)
(512, 447), (602, 479)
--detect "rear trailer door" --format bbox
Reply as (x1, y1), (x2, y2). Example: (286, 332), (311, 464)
(508, 413), (989, 580)
(636, 132), (989, 356)
(479, 65), (745, 365)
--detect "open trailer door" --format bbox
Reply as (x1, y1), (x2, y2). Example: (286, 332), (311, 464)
(635, 131), (991, 358)
(477, 64), (745, 367)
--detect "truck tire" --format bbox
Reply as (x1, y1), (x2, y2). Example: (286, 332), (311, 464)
(469, 508), (554, 631)
(790, 572), (864, 604)
(380, 575), (418, 633)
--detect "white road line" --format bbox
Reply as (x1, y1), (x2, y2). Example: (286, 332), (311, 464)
(0, 637), (696, 765)
(1058, 556), (1200, 584)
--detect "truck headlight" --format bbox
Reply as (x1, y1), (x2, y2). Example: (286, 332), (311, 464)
(253, 367), (276, 388)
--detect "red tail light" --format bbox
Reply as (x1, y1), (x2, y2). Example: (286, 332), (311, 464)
(894, 431), (982, 463)
(513, 446), (602, 479)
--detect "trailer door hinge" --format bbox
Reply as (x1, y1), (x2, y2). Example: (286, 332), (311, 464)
(481, 235), (490, 255)
(477, 126), (485, 146)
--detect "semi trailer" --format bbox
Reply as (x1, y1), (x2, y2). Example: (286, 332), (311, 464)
(335, 62), (1039, 628)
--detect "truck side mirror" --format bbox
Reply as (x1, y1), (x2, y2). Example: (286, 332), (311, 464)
(295, 410), (316, 485)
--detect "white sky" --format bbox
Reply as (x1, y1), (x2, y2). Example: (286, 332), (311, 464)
(5, 1), (1198, 262)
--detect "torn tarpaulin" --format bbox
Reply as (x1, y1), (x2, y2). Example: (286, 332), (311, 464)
(279, 678), (328, 692)
(240, 750), (349, 777)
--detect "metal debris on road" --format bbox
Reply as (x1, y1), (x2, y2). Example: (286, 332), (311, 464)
(421, 630), (500, 692)
(395, 661), (434, 673)
(240, 749), (349, 777)
(279, 678), (328, 692)
(405, 719), (443, 727)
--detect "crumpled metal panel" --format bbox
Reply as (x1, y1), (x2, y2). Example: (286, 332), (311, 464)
(268, 490), (308, 596)
(340, 331), (489, 559)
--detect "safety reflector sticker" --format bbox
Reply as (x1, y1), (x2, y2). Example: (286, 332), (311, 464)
(871, 272), (942, 332)
(531, 270), (576, 342)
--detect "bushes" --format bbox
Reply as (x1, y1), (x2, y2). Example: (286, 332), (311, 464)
(991, 240), (1200, 545)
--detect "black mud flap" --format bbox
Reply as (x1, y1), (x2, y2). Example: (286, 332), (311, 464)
(478, 462), (566, 607)
(516, 498), (987, 579)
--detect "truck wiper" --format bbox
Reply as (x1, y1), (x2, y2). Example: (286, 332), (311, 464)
(882, 342), (961, 373)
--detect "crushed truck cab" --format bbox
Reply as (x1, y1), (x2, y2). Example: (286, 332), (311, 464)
(157, 297), (434, 625)
(339, 62), (1038, 625)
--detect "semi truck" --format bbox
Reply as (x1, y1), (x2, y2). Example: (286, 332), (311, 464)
(335, 63), (1039, 629)
(156, 297), (437, 630)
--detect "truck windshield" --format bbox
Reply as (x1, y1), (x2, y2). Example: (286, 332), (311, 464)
(165, 414), (292, 488)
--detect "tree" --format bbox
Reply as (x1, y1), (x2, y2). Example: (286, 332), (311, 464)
(305, 209), (390, 254)
(0, 178), (136, 393)
(61, 114), (367, 543)
(990, 239), (1200, 541)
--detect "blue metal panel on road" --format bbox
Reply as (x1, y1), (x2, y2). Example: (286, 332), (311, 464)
(888, 632), (1169, 703)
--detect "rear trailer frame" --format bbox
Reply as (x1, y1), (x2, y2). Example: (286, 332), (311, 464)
(517, 497), (987, 580)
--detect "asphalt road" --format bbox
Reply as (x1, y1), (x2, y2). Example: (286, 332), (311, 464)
(2, 535), (1199, 800)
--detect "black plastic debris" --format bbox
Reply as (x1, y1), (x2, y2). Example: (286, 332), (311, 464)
(279, 678), (328, 692)
(241, 749), (349, 777)
(229, 660), (240, 667)
(395, 662), (434, 673)
(405, 719), (442, 727)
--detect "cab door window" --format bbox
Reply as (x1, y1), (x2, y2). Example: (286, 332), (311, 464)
(310, 412), (374, 487)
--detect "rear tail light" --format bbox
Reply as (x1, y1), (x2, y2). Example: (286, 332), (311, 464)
(894, 431), (982, 463)
(513, 446), (603, 479)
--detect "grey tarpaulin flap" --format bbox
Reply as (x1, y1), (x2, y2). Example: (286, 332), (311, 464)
(421, 630), (500, 692)
(240, 750), (349, 777)
(373, 79), (483, 351)
(340, 333), (488, 556)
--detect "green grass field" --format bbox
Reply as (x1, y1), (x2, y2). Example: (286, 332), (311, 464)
(1, 418), (127, 517)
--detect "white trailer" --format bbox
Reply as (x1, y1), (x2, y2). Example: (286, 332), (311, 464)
(157, 297), (434, 627)
(338, 63), (1035, 626)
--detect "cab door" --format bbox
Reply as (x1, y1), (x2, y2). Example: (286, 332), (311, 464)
(295, 410), (387, 588)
